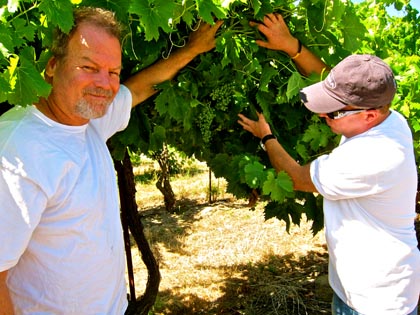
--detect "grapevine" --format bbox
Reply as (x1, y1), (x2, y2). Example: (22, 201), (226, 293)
(1, 0), (418, 235)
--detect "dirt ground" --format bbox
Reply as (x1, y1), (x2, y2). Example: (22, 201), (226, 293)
(130, 202), (332, 315)
(127, 162), (420, 315)
(128, 166), (332, 315)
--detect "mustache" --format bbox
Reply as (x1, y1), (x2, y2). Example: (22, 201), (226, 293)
(83, 87), (113, 98)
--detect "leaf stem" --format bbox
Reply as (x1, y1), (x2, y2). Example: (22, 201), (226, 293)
(8, 2), (38, 24)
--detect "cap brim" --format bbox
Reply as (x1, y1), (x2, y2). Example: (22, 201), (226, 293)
(299, 81), (346, 113)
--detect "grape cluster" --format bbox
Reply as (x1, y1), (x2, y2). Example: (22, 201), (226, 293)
(197, 104), (216, 144)
(210, 83), (235, 111)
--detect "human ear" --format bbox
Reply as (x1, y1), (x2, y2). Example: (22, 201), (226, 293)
(365, 109), (379, 124)
(44, 56), (58, 84)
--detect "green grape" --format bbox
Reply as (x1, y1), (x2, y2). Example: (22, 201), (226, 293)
(197, 104), (216, 144)
(210, 83), (236, 111)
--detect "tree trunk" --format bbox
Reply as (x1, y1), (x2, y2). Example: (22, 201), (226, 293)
(155, 143), (176, 212)
(113, 149), (161, 315)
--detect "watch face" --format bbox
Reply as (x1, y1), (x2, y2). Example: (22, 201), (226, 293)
(260, 134), (275, 151)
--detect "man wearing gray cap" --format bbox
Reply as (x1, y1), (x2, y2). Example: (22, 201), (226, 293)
(239, 13), (419, 315)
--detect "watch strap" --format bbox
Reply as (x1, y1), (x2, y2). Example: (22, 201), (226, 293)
(261, 134), (276, 145)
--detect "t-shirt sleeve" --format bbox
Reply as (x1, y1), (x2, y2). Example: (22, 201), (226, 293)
(0, 166), (47, 271)
(310, 145), (385, 201)
(90, 84), (132, 141)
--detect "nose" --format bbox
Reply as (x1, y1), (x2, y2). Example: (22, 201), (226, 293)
(94, 70), (113, 89)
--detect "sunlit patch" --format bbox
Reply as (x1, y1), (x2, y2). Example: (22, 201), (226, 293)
(80, 35), (89, 47)
(1, 157), (31, 225)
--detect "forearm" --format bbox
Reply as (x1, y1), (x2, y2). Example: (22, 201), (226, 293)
(264, 138), (317, 192)
(124, 44), (200, 107)
(237, 113), (317, 192)
(0, 271), (14, 315)
(282, 38), (328, 77)
(290, 43), (329, 77)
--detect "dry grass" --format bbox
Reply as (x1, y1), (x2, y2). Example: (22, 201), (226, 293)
(128, 157), (331, 315)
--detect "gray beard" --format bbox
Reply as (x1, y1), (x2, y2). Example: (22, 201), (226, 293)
(75, 98), (111, 119)
(75, 88), (113, 119)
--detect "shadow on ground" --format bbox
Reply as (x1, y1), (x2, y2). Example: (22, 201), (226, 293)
(151, 250), (331, 315)
(132, 199), (332, 315)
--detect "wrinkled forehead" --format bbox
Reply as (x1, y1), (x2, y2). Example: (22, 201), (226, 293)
(67, 23), (122, 65)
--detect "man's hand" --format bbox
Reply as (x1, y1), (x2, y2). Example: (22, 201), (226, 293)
(249, 13), (299, 57)
(185, 20), (224, 55)
(249, 13), (328, 77)
(237, 112), (272, 139)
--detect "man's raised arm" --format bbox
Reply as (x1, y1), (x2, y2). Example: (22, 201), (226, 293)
(124, 20), (223, 107)
(250, 13), (328, 77)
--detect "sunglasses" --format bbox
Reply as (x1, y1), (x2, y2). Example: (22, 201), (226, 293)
(326, 108), (373, 120)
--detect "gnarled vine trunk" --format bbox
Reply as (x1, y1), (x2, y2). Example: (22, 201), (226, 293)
(154, 143), (176, 212)
(113, 149), (161, 315)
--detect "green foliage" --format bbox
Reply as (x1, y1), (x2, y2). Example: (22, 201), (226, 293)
(354, 0), (420, 173)
(129, 0), (179, 41)
(1, 0), (419, 234)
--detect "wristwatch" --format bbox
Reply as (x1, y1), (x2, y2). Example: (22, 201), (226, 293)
(260, 134), (276, 151)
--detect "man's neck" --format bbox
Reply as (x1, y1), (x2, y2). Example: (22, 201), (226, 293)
(35, 98), (89, 126)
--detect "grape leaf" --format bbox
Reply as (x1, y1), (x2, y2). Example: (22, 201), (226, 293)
(80, 0), (131, 24)
(302, 122), (335, 151)
(286, 71), (306, 100)
(306, 1), (325, 33)
(39, 0), (74, 33)
(218, 31), (241, 68)
(209, 153), (231, 178)
(264, 200), (293, 231)
(7, 50), (51, 105)
(244, 160), (266, 188)
(12, 18), (36, 44)
(195, 0), (226, 23)
(341, 9), (367, 52)
(154, 82), (191, 121)
(259, 65), (278, 92)
(255, 90), (275, 116)
(130, 0), (177, 41)
(251, 0), (261, 16)
(0, 24), (14, 56)
(238, 154), (259, 183)
(175, 0), (195, 26)
(264, 199), (305, 233)
(297, 192), (324, 234)
(150, 125), (166, 151)
(262, 170), (293, 202)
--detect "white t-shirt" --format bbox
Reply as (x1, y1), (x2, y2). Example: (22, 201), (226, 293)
(311, 110), (420, 315)
(0, 85), (132, 314)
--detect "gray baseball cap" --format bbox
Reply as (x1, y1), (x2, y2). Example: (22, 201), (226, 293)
(299, 54), (396, 113)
